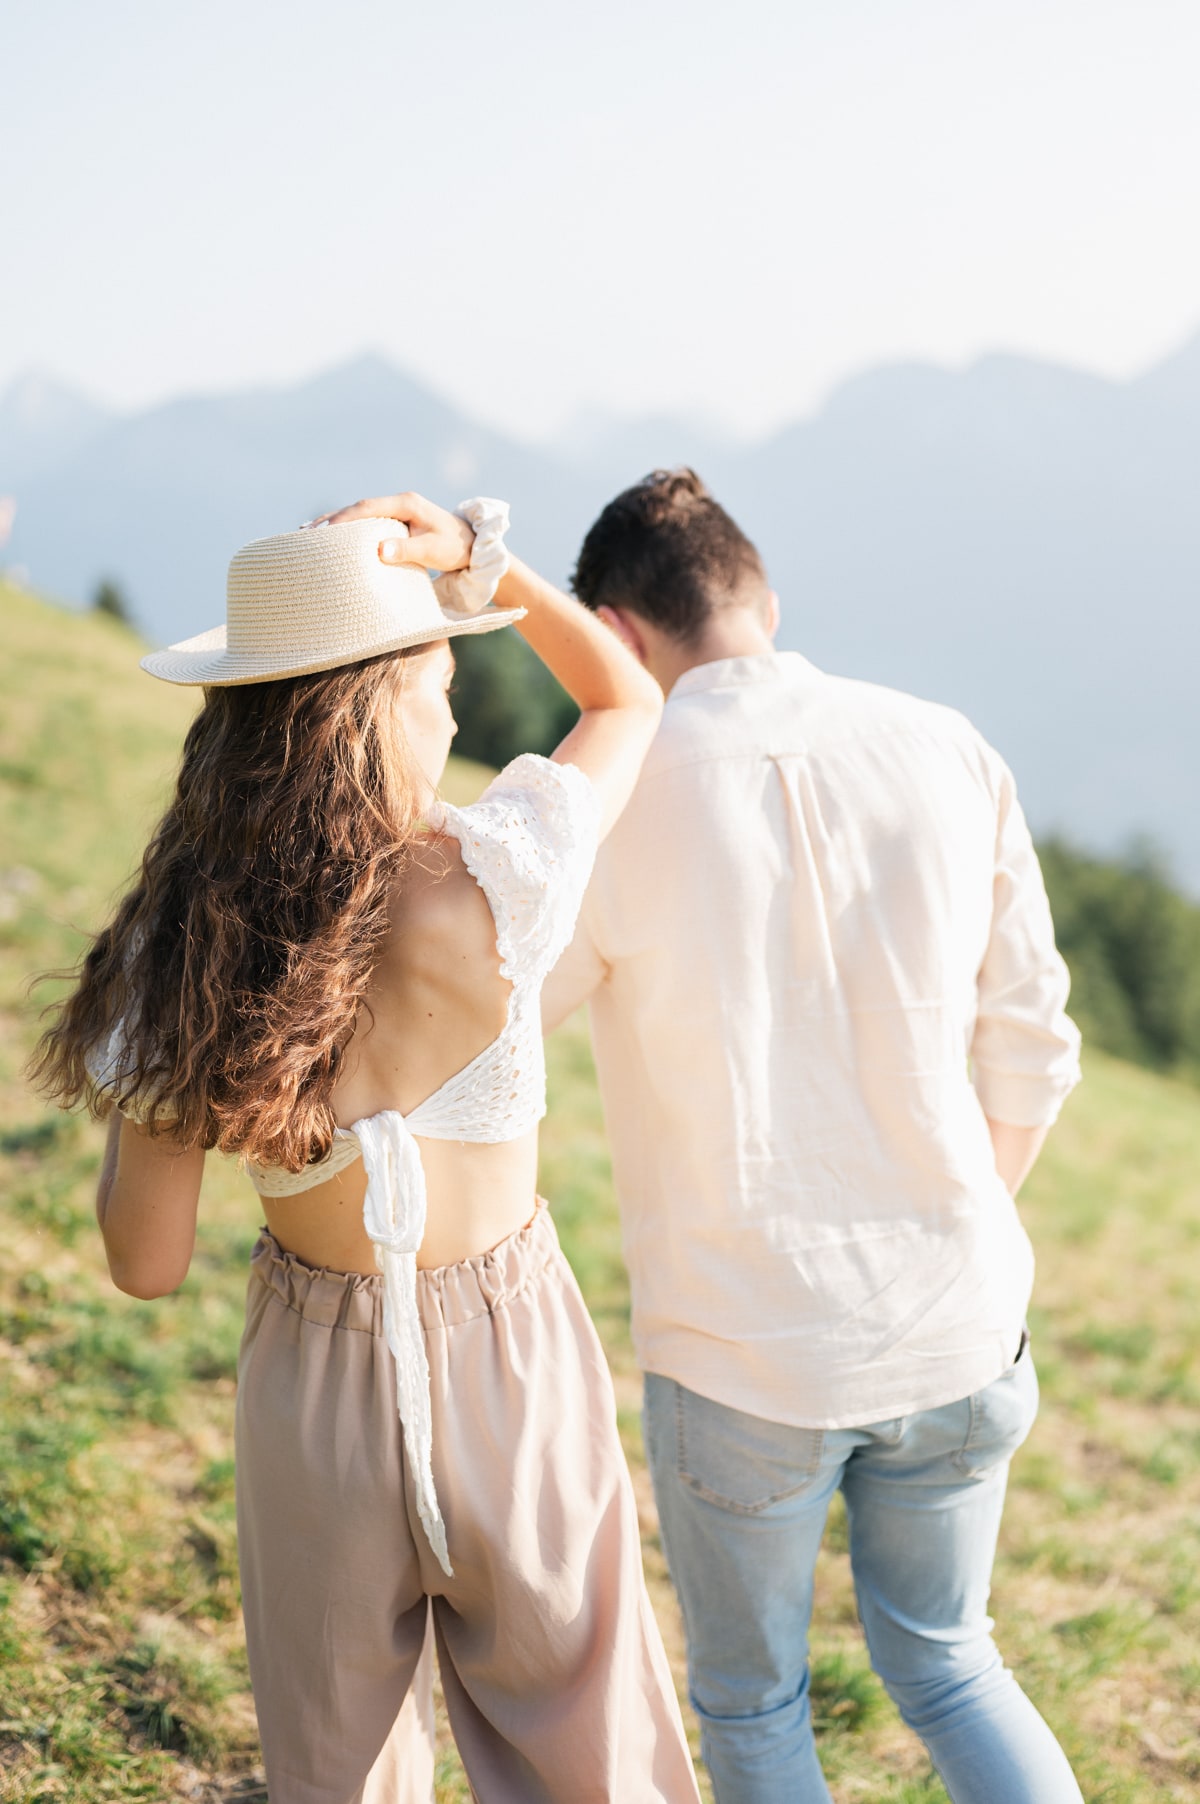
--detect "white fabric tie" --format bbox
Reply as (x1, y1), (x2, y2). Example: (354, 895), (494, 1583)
(353, 1111), (453, 1577)
(434, 497), (511, 617)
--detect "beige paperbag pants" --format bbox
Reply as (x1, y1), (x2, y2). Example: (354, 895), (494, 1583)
(235, 1204), (700, 1804)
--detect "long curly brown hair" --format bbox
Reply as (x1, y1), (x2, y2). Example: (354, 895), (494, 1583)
(31, 648), (426, 1171)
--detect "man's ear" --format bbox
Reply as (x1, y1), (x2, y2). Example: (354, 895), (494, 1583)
(764, 590), (781, 640)
(597, 604), (649, 665)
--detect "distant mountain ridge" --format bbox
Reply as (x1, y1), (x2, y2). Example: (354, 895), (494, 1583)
(2, 336), (1196, 887)
(0, 371), (115, 485)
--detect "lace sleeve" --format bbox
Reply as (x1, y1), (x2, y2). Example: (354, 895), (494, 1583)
(84, 1014), (179, 1124)
(443, 754), (600, 984)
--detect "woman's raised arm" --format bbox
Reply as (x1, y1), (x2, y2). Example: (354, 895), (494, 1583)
(308, 492), (663, 837)
(492, 553), (661, 837)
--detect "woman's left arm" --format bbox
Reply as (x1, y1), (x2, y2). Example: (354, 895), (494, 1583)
(96, 1113), (205, 1298)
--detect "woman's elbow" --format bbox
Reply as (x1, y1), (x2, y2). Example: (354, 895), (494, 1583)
(629, 681), (665, 732)
(105, 1249), (190, 1300)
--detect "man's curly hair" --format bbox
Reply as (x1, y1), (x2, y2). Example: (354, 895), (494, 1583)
(571, 468), (768, 644)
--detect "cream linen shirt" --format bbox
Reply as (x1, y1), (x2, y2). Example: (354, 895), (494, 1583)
(543, 652), (1081, 1429)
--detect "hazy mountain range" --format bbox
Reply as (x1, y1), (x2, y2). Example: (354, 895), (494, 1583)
(2, 338), (1196, 888)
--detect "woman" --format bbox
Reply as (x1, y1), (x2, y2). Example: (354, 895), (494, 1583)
(33, 492), (701, 1804)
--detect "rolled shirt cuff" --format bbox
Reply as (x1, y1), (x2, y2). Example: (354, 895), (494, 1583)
(971, 1058), (1082, 1127)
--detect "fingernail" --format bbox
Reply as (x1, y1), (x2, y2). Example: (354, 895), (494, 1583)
(299, 518), (315, 529)
(380, 539), (404, 562)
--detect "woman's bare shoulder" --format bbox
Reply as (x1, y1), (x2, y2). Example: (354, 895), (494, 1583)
(380, 831), (500, 976)
(337, 828), (509, 1119)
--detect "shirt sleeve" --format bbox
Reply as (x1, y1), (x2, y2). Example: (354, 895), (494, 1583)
(970, 758), (1082, 1127)
(455, 753), (601, 984)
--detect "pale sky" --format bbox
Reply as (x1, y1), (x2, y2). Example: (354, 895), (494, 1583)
(5, 0), (1200, 441)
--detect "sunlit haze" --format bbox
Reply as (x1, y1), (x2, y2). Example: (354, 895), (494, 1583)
(6, 0), (1200, 439)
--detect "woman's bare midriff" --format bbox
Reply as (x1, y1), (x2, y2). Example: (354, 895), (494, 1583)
(257, 1128), (542, 1274)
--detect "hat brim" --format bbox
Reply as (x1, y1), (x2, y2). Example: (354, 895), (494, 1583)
(140, 603), (526, 687)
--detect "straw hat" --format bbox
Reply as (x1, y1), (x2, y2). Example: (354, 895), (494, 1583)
(140, 518), (523, 686)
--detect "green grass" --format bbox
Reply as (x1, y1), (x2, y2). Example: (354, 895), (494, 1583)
(3, 581), (1200, 1800)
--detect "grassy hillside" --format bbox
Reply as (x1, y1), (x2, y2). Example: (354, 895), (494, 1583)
(2, 581), (1198, 1802)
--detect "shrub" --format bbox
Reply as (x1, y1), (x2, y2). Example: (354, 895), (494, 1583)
(1039, 839), (1200, 1078)
(92, 579), (133, 626)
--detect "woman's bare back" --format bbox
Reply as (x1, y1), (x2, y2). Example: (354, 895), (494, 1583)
(258, 832), (541, 1273)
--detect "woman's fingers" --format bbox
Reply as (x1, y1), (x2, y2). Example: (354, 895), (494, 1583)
(301, 493), (474, 572)
(305, 491), (426, 530)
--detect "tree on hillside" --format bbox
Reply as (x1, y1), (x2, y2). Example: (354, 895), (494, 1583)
(92, 578), (133, 626)
(1039, 839), (1200, 1079)
(449, 628), (578, 768)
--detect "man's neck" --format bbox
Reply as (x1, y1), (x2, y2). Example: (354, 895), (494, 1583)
(653, 611), (777, 697)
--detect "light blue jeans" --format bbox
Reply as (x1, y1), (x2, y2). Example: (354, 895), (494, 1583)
(643, 1350), (1083, 1803)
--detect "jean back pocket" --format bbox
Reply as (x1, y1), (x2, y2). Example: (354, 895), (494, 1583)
(673, 1382), (826, 1514)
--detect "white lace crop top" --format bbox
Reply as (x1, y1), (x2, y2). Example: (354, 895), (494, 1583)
(89, 753), (600, 1575)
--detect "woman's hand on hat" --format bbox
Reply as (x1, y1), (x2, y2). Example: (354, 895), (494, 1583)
(303, 492), (473, 574)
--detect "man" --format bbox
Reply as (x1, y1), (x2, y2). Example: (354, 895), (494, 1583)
(543, 469), (1084, 1804)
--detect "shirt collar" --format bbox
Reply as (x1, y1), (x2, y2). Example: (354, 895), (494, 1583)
(667, 650), (821, 703)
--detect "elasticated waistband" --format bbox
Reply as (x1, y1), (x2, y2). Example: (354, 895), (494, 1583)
(248, 1199), (561, 1335)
